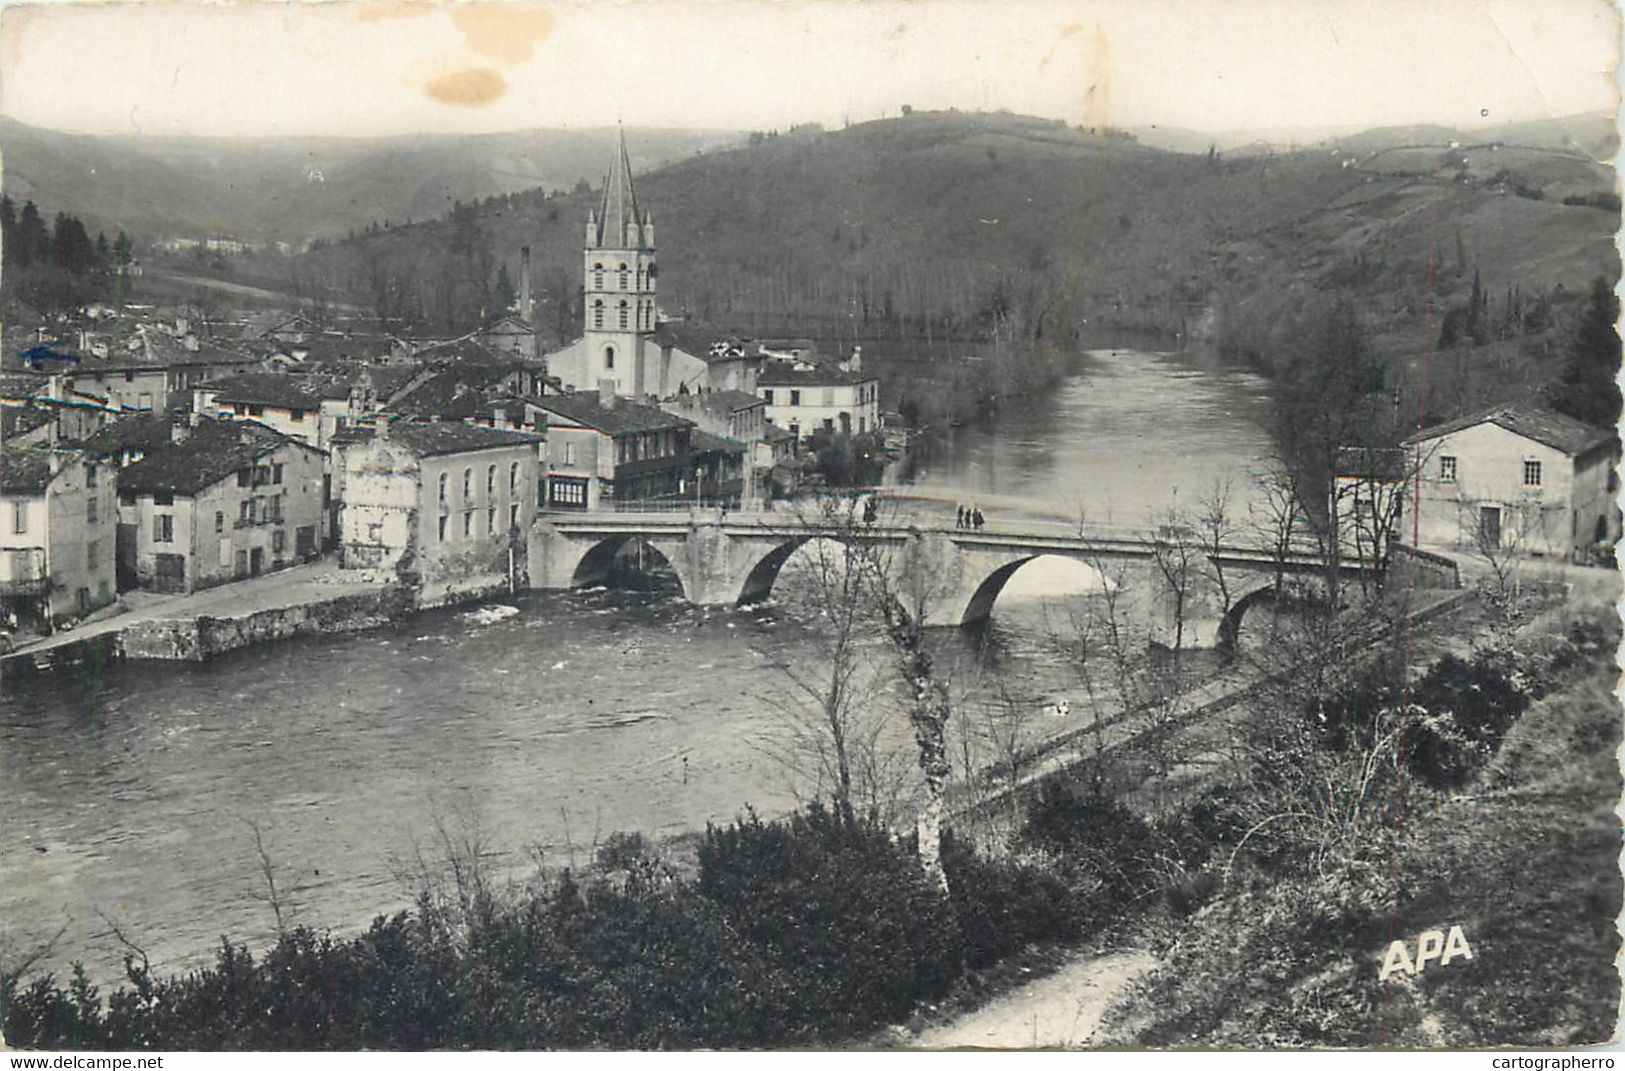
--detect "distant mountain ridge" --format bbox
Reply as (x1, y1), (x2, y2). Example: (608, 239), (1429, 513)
(0, 118), (743, 247)
(1131, 112), (1617, 159)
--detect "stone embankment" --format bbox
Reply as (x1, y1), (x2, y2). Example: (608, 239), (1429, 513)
(0, 560), (510, 679)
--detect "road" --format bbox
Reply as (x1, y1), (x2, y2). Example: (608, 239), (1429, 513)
(912, 949), (1154, 1049)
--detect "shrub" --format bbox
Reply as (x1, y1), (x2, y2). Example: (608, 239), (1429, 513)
(1017, 780), (1159, 914)
(1402, 654), (1528, 788)
(696, 804), (959, 1039)
(941, 831), (1082, 967)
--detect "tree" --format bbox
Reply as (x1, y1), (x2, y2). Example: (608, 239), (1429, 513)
(495, 262), (518, 317)
(14, 200), (48, 268)
(765, 500), (911, 828)
(1549, 276), (1621, 429)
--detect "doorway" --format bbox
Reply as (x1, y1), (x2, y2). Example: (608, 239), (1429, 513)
(1478, 505), (1502, 548)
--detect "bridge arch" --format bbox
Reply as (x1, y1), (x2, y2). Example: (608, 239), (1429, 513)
(1217, 577), (1329, 650)
(735, 536), (810, 606)
(569, 534), (691, 598)
(960, 553), (1112, 626)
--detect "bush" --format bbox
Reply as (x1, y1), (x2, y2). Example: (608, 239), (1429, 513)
(1017, 781), (1159, 915)
(1402, 654), (1528, 788)
(941, 831), (1082, 967)
(696, 804), (959, 1039)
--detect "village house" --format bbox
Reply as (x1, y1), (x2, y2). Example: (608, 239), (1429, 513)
(115, 417), (328, 593)
(1403, 402), (1620, 558)
(478, 314), (538, 360)
(757, 364), (881, 442)
(530, 392), (694, 510)
(332, 420), (542, 605)
(194, 373), (328, 448)
(0, 445), (118, 630)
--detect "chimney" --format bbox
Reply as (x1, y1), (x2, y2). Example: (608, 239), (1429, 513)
(598, 379), (619, 408)
(519, 246), (534, 326)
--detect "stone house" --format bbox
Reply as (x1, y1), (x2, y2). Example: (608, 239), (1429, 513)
(757, 364), (881, 442)
(530, 392), (694, 510)
(0, 445), (118, 629)
(116, 418), (328, 594)
(332, 420), (542, 606)
(1403, 402), (1620, 558)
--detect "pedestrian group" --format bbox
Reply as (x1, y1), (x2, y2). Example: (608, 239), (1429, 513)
(955, 503), (985, 530)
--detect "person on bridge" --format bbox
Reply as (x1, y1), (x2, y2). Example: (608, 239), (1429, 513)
(973, 506), (985, 531)
(956, 503), (967, 529)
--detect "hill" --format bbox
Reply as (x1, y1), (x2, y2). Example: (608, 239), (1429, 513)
(285, 109), (1617, 377)
(0, 118), (742, 248)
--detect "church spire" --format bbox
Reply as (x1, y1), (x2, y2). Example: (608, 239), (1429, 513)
(594, 125), (646, 249)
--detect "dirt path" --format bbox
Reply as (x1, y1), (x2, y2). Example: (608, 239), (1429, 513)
(912, 948), (1154, 1050)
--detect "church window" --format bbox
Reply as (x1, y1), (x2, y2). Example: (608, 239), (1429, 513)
(593, 263), (604, 290)
(619, 301), (629, 329)
(618, 263), (629, 290)
(605, 346), (616, 370)
(593, 300), (604, 329)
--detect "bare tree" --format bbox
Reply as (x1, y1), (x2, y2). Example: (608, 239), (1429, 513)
(763, 498), (911, 825)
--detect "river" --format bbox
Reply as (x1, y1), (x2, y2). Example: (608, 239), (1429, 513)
(0, 346), (1276, 984)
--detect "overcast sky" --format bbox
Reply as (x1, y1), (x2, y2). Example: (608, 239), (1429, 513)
(0, 0), (1617, 139)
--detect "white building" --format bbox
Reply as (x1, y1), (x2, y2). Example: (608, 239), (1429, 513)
(1403, 402), (1619, 558)
(756, 365), (881, 442)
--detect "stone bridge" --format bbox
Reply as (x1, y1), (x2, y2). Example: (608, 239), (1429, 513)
(527, 508), (1367, 648)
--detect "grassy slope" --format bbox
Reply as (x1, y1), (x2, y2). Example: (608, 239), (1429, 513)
(287, 110), (1615, 363)
(1101, 595), (1623, 1047)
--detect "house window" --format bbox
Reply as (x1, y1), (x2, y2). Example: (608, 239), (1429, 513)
(216, 510), (224, 533)
(1523, 459), (1542, 487)
(248, 405), (265, 418)
(119, 491), (135, 506)
(439, 472), (449, 504)
(85, 464), (96, 487)
(462, 511), (473, 537)
(487, 506), (496, 533)
(272, 464), (284, 484)
(86, 540), (98, 569)
(789, 390), (801, 406)
(11, 502), (24, 535)
(1439, 455), (1456, 482)
(509, 502), (519, 529)
(487, 465), (496, 497)
(154, 515), (173, 542)
(154, 490), (175, 506)
(763, 389), (774, 405)
(438, 514), (448, 541)
(272, 529), (286, 554)
(289, 410), (304, 423)
(87, 495), (98, 525)
(509, 462), (520, 493)
(238, 468), (253, 488)
(564, 441), (577, 465)
(462, 468), (472, 500)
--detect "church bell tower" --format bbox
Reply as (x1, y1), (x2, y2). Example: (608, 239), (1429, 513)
(583, 127), (657, 397)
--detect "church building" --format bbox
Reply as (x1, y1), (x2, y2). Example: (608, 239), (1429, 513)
(544, 131), (762, 401)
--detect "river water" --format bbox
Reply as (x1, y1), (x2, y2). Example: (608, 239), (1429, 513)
(0, 347), (1276, 984)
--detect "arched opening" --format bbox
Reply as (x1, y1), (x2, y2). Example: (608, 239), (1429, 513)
(961, 554), (1112, 626)
(571, 535), (684, 596)
(1218, 580), (1328, 652)
(604, 345), (616, 370)
(736, 537), (811, 606)
(592, 300), (604, 329)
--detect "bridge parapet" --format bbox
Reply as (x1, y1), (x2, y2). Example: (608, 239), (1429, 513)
(528, 509), (1363, 648)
